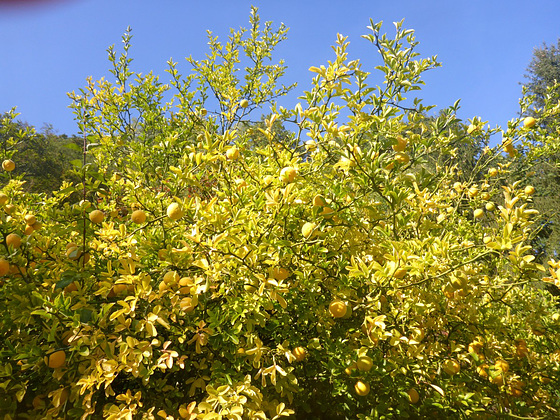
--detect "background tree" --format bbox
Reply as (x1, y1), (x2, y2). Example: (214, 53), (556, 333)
(524, 39), (560, 110)
(0, 116), (81, 195)
(517, 39), (560, 263)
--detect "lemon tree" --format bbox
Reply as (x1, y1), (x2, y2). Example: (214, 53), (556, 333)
(1, 9), (560, 420)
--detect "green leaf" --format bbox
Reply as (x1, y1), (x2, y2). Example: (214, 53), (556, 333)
(80, 309), (93, 323)
(55, 271), (78, 289)
(64, 142), (83, 152)
(70, 159), (83, 168)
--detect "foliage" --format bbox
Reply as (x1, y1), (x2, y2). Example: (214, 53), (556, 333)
(0, 115), (82, 195)
(517, 41), (560, 263)
(523, 39), (560, 110)
(1, 9), (560, 420)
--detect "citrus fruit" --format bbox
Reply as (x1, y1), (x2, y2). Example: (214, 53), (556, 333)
(167, 202), (184, 220)
(6, 233), (21, 249)
(89, 210), (104, 224)
(354, 380), (370, 396)
(2, 159), (15, 172)
(523, 116), (536, 128)
(302, 222), (317, 239)
(280, 167), (297, 183)
(47, 350), (66, 369)
(131, 209), (147, 224)
(292, 346), (307, 362)
(356, 356), (373, 371)
(407, 388), (420, 404)
(329, 299), (348, 318)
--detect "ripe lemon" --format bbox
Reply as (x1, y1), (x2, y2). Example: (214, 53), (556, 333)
(6, 233), (21, 249)
(468, 340), (483, 354)
(167, 202), (184, 220)
(503, 141), (515, 156)
(262, 175), (275, 186)
(467, 124), (478, 134)
(292, 346), (307, 362)
(477, 363), (489, 378)
(345, 362), (357, 375)
(394, 152), (410, 164)
(494, 359), (509, 373)
(24, 214), (37, 225)
(2, 159), (15, 172)
(320, 206), (335, 218)
(392, 136), (407, 152)
(442, 359), (460, 375)
(0, 193), (8, 205)
(485, 202), (495, 211)
(272, 267), (290, 281)
(301, 222), (317, 239)
(515, 340), (529, 358)
(240, 99), (249, 108)
(180, 297), (196, 313)
(523, 116), (536, 128)
(131, 209), (147, 224)
(226, 147), (240, 160)
(89, 210), (104, 224)
(48, 350), (66, 369)
(489, 373), (504, 385)
(32, 395), (44, 410)
(488, 167), (498, 177)
(524, 185), (535, 196)
(66, 245), (81, 260)
(329, 299), (347, 318)
(509, 379), (525, 397)
(312, 194), (327, 207)
(407, 388), (420, 404)
(0, 259), (9, 276)
(473, 209), (484, 219)
(163, 271), (179, 284)
(354, 380), (370, 397)
(64, 282), (78, 293)
(356, 356), (373, 372)
(280, 167), (297, 183)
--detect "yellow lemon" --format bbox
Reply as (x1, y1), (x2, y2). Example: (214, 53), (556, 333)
(89, 210), (104, 224)
(2, 159), (15, 172)
(523, 116), (536, 128)
(226, 147), (240, 160)
(280, 167), (297, 183)
(329, 299), (347, 318)
(407, 388), (420, 404)
(167, 202), (184, 220)
(47, 350), (66, 369)
(302, 222), (317, 239)
(442, 359), (460, 375)
(131, 209), (147, 224)
(6, 233), (22, 249)
(356, 356), (373, 372)
(292, 347), (307, 362)
(354, 380), (370, 396)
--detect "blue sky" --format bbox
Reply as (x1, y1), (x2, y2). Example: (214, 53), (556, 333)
(1, 0), (559, 136)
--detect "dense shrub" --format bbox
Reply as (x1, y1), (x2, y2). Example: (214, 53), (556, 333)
(1, 9), (559, 419)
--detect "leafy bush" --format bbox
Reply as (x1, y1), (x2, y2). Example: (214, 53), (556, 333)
(1, 8), (559, 419)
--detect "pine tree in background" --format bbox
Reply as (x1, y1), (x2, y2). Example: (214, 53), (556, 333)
(519, 39), (560, 265)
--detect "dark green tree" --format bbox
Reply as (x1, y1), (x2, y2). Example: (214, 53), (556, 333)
(524, 39), (560, 109)
(0, 115), (81, 195)
(517, 40), (560, 263)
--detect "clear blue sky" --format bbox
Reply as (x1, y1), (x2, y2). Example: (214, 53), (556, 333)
(1, 0), (559, 136)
